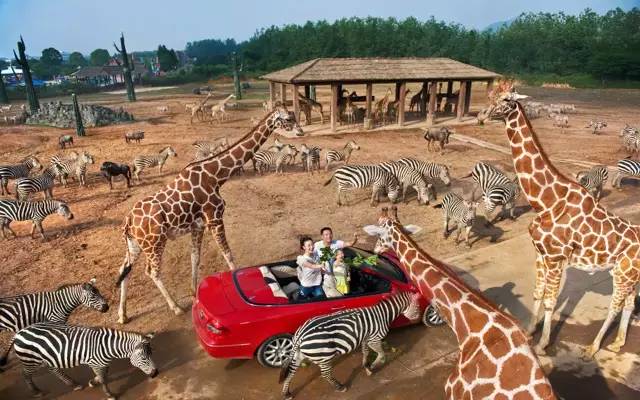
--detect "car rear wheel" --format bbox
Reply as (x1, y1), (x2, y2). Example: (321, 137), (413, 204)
(423, 304), (445, 327)
(257, 334), (293, 368)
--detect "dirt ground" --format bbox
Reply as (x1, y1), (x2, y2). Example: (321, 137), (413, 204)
(0, 83), (639, 399)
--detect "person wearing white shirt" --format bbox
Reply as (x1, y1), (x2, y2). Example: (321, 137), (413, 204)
(296, 237), (326, 299)
(313, 226), (359, 263)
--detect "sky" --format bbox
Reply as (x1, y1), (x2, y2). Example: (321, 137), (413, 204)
(0, 0), (638, 58)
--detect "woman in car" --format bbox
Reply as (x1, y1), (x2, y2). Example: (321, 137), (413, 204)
(296, 237), (326, 299)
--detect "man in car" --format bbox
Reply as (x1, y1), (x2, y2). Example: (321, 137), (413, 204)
(313, 227), (359, 264)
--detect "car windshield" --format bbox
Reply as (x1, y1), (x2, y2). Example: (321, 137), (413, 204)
(342, 247), (406, 283)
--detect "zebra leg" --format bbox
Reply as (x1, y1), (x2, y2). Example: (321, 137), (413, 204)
(0, 178), (5, 195)
(89, 366), (115, 400)
(443, 214), (450, 239)
(336, 187), (342, 206)
(146, 252), (184, 315)
(361, 340), (371, 369)
(191, 229), (204, 295)
(318, 361), (347, 392)
(50, 367), (83, 391)
(281, 357), (301, 400)
(365, 339), (386, 374)
(464, 226), (473, 248)
(118, 237), (141, 324)
(35, 220), (46, 240)
(22, 363), (43, 396)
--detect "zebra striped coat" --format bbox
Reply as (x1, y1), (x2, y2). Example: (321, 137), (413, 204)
(280, 292), (420, 399)
(379, 161), (435, 205)
(396, 157), (451, 186)
(300, 144), (322, 173)
(14, 166), (60, 201)
(576, 165), (608, 201)
(469, 162), (520, 223)
(132, 146), (178, 182)
(253, 145), (297, 174)
(620, 125), (639, 157)
(193, 138), (229, 161)
(11, 323), (157, 398)
(0, 281), (107, 364)
(613, 158), (640, 189)
(51, 151), (95, 187)
(324, 165), (400, 206)
(325, 140), (360, 171)
(440, 192), (479, 248)
(0, 156), (42, 196)
(0, 199), (74, 239)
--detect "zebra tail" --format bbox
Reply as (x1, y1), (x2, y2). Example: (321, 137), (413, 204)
(278, 357), (292, 383)
(0, 336), (16, 366)
(323, 174), (334, 186)
(460, 171), (473, 179)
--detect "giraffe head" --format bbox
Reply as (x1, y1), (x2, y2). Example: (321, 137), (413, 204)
(269, 108), (304, 136)
(486, 79), (529, 121)
(362, 206), (421, 254)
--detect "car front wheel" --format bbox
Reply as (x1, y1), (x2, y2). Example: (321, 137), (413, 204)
(257, 334), (293, 368)
(423, 304), (445, 327)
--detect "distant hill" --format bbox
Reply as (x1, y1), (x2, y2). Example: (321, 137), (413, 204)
(484, 17), (516, 32)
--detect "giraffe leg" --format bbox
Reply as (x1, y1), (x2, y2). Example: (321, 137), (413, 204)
(208, 205), (236, 270)
(191, 229), (204, 295)
(607, 289), (638, 352)
(146, 251), (184, 315)
(586, 275), (637, 358)
(535, 263), (563, 353)
(318, 361), (346, 392)
(117, 237), (141, 324)
(527, 255), (546, 335)
(365, 339), (386, 375)
(49, 367), (83, 391)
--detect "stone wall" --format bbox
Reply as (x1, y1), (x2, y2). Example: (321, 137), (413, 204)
(26, 101), (134, 128)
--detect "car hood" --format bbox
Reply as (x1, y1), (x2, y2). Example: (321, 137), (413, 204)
(197, 274), (237, 316)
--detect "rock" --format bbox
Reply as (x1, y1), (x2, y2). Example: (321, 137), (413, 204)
(26, 102), (135, 128)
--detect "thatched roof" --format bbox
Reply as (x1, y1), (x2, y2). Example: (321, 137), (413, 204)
(70, 63), (147, 79)
(261, 58), (500, 84)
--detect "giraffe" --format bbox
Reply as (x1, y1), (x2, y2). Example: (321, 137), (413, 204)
(298, 93), (324, 124)
(363, 206), (556, 400)
(486, 80), (640, 357)
(189, 92), (213, 124)
(114, 108), (304, 324)
(373, 88), (393, 125)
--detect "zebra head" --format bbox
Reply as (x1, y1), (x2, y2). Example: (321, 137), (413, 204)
(130, 333), (158, 378)
(55, 201), (74, 220)
(345, 140), (360, 151)
(24, 156), (42, 171)
(439, 165), (452, 186)
(80, 152), (95, 165)
(80, 278), (109, 312)
(271, 108), (304, 137)
(363, 207), (422, 255)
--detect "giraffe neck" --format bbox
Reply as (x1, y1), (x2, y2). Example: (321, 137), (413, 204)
(201, 112), (278, 183)
(505, 103), (571, 213)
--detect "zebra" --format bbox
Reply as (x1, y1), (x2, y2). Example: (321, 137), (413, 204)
(465, 162), (520, 224)
(620, 125), (639, 157)
(324, 165), (400, 206)
(439, 192), (479, 248)
(586, 120), (607, 135)
(253, 145), (297, 175)
(612, 158), (640, 189)
(378, 161), (436, 205)
(300, 144), (322, 173)
(51, 151), (95, 187)
(576, 165), (608, 201)
(0, 280), (108, 366)
(325, 140), (360, 171)
(0, 156), (42, 196)
(396, 157), (451, 186)
(9, 322), (157, 399)
(0, 198), (74, 239)
(132, 146), (178, 182)
(279, 291), (420, 399)
(192, 138), (229, 161)
(14, 165), (61, 201)
(58, 134), (74, 149)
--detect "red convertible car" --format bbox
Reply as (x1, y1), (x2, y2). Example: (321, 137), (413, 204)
(192, 247), (444, 368)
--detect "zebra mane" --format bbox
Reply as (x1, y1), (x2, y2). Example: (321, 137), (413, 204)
(159, 146), (171, 153)
(55, 283), (82, 291)
(182, 110), (277, 169)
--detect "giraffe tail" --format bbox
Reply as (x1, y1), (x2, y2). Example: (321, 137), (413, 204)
(323, 174), (334, 186)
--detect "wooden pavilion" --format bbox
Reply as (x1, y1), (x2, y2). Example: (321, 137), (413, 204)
(260, 57), (500, 132)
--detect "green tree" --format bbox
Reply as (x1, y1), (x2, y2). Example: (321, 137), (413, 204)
(157, 45), (179, 71)
(40, 47), (62, 66)
(68, 52), (88, 67)
(89, 48), (110, 66)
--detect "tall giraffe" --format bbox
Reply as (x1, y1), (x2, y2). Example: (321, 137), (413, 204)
(487, 80), (640, 357)
(364, 207), (556, 400)
(115, 109), (303, 324)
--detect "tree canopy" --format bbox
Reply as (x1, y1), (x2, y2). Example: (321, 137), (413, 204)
(40, 47), (62, 66)
(89, 48), (111, 66)
(157, 45), (179, 71)
(68, 52), (88, 68)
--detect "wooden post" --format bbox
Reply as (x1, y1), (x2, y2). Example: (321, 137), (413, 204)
(331, 83), (339, 133)
(444, 80), (453, 113)
(310, 85), (317, 101)
(292, 84), (300, 123)
(420, 82), (428, 117)
(464, 81), (472, 115)
(364, 83), (373, 130)
(280, 83), (287, 105)
(398, 82), (406, 126)
(457, 81), (467, 121)
(304, 85), (310, 99)
(427, 81), (437, 125)
(486, 79), (494, 98)
(269, 81), (276, 103)
(395, 82), (401, 102)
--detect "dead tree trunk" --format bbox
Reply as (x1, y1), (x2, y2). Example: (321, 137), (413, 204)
(114, 33), (136, 102)
(231, 52), (242, 100)
(72, 93), (85, 136)
(13, 36), (39, 112)
(0, 75), (8, 104)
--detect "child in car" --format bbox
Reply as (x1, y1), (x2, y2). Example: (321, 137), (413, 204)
(332, 249), (350, 295)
